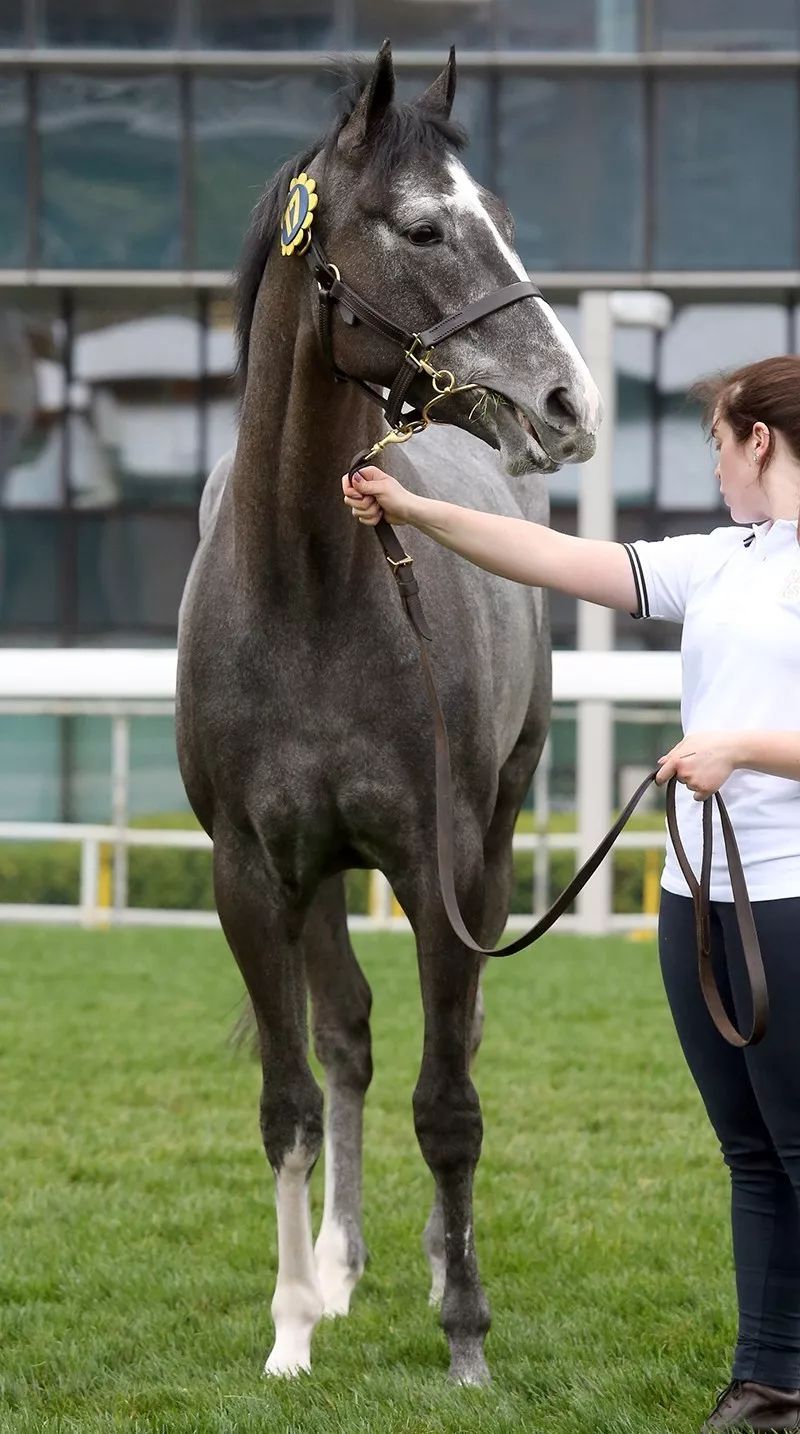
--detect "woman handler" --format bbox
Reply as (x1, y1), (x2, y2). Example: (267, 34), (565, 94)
(342, 356), (800, 1433)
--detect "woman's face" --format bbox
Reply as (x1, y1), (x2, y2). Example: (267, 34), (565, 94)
(712, 414), (771, 525)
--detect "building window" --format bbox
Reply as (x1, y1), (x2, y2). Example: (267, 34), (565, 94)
(192, 73), (337, 271)
(75, 510), (199, 636)
(353, 0), (492, 50)
(653, 78), (797, 270)
(192, 0), (337, 50)
(0, 0), (26, 46)
(0, 513), (63, 632)
(38, 75), (182, 270)
(0, 77), (27, 267)
(652, 0), (798, 50)
(38, 0), (181, 48)
(498, 76), (644, 271)
(496, 0), (639, 50)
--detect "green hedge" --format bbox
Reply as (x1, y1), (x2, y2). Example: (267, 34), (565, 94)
(0, 832), (663, 917)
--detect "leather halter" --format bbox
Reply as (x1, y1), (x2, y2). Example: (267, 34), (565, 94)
(305, 233), (542, 438)
(303, 229), (768, 1049)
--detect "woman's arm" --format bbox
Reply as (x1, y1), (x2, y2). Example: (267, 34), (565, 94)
(732, 731), (800, 783)
(342, 468), (639, 612)
(657, 730), (800, 799)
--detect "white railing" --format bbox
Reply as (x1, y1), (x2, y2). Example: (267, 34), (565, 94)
(0, 650), (682, 935)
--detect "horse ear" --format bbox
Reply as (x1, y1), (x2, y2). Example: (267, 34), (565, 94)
(414, 46), (457, 119)
(338, 39), (396, 155)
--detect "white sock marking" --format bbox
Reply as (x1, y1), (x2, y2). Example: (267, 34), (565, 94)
(315, 1127), (363, 1317)
(264, 1136), (324, 1378)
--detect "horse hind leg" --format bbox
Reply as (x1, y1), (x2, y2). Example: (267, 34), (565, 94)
(213, 826), (324, 1376)
(303, 875), (372, 1317)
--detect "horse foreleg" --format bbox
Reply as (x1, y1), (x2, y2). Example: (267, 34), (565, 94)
(303, 876), (372, 1317)
(423, 969), (486, 1310)
(214, 829), (324, 1376)
(396, 851), (492, 1386)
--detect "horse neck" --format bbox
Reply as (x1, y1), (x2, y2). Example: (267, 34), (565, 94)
(232, 253), (383, 597)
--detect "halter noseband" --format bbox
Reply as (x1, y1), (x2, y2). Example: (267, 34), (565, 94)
(303, 232), (542, 462)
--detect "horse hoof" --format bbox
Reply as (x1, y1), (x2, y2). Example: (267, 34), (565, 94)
(448, 1345), (491, 1386)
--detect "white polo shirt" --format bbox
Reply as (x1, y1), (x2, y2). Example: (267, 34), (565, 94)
(623, 519), (800, 902)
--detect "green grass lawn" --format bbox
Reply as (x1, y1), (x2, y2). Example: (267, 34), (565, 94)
(0, 925), (735, 1434)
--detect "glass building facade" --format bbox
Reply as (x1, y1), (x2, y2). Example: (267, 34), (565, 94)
(2, 0), (800, 652)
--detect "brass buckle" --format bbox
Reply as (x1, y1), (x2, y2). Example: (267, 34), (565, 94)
(385, 553), (413, 569)
(364, 421), (425, 463)
(404, 335), (456, 394)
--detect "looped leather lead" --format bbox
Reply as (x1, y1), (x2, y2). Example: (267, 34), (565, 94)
(354, 474), (770, 1047)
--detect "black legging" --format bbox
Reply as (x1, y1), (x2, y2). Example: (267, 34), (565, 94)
(659, 890), (800, 1389)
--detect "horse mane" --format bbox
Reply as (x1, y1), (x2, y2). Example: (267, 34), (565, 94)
(233, 60), (468, 389)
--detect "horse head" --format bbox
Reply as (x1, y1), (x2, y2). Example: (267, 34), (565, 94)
(295, 41), (602, 476)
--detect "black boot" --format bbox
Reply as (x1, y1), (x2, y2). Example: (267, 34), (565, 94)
(701, 1379), (800, 1430)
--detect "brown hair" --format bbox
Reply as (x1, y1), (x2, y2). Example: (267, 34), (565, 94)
(690, 355), (800, 543)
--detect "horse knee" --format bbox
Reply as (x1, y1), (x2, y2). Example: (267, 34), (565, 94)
(413, 1076), (483, 1174)
(260, 1073), (323, 1175)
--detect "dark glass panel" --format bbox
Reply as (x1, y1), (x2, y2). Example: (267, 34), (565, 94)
(40, 0), (180, 47)
(653, 0), (797, 50)
(653, 79), (796, 270)
(193, 73), (336, 271)
(496, 0), (639, 49)
(354, 0), (492, 49)
(193, 0), (335, 49)
(75, 509), (198, 634)
(73, 297), (202, 507)
(0, 512), (62, 628)
(0, 77), (27, 267)
(39, 75), (181, 270)
(0, 0), (25, 44)
(498, 76), (644, 270)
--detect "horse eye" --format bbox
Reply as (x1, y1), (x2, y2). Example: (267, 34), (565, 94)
(406, 223), (441, 246)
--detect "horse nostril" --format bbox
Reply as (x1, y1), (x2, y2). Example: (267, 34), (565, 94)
(543, 386), (579, 432)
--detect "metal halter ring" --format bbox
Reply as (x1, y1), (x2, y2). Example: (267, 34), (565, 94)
(431, 368), (455, 394)
(316, 261), (340, 293)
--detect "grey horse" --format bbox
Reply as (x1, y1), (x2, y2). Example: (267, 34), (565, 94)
(176, 43), (601, 1385)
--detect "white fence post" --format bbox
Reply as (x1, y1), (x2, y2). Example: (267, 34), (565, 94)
(80, 837), (100, 927)
(577, 292), (616, 934)
(111, 714), (130, 914)
(534, 733), (551, 916)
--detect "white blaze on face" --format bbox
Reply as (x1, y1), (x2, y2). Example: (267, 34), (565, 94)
(444, 157), (601, 429)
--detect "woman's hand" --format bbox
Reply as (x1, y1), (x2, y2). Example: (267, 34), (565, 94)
(341, 466), (417, 527)
(655, 731), (739, 801)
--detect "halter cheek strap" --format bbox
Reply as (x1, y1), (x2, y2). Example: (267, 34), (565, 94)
(305, 235), (542, 434)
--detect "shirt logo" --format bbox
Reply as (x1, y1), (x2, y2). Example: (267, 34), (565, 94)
(780, 566), (800, 600)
